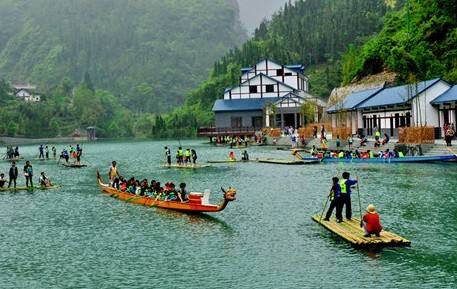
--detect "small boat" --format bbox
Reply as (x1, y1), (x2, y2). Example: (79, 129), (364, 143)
(62, 163), (87, 168)
(96, 171), (236, 213)
(2, 157), (24, 162)
(0, 185), (61, 192)
(312, 215), (410, 248)
(257, 158), (320, 165)
(207, 159), (249, 164)
(300, 154), (457, 163)
(162, 164), (210, 169)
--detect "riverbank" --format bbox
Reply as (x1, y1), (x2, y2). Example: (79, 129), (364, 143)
(0, 136), (92, 146)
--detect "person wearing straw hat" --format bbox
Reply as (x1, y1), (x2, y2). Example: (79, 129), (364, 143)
(362, 204), (383, 237)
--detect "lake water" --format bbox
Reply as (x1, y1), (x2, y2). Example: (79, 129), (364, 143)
(0, 140), (456, 288)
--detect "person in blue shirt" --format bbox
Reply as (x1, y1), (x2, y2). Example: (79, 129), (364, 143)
(324, 177), (343, 222)
(339, 172), (358, 220)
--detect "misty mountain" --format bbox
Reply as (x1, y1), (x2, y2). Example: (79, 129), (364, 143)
(0, 0), (246, 112)
(237, 0), (290, 33)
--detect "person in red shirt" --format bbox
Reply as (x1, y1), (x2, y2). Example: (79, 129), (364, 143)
(362, 204), (382, 237)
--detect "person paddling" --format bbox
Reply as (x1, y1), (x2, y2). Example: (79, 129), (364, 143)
(362, 204), (382, 237)
(324, 177), (343, 222)
(340, 172), (358, 220)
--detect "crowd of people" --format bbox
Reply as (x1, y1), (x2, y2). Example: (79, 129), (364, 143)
(324, 172), (382, 238)
(164, 146), (198, 166)
(5, 146), (20, 160)
(310, 145), (405, 160)
(59, 144), (83, 164)
(38, 144), (57, 160)
(108, 161), (188, 202)
(0, 160), (53, 189)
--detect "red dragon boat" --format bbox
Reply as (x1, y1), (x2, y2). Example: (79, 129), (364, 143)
(96, 171), (236, 213)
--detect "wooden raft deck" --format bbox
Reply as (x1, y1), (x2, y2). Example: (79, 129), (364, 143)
(312, 215), (411, 248)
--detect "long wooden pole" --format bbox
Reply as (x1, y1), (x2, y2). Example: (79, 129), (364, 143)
(356, 175), (363, 225)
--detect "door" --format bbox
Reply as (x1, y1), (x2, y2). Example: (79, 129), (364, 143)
(231, 117), (242, 128)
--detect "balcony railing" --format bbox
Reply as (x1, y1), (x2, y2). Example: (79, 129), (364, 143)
(197, 126), (261, 137)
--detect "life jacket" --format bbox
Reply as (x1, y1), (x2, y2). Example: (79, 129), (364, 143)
(338, 152), (344, 158)
(178, 150), (183, 157)
(339, 179), (347, 194)
(399, 151), (405, 158)
(185, 150), (191, 157)
(369, 151), (374, 158)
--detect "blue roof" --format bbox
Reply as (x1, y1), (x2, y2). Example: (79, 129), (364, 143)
(212, 98), (280, 112)
(285, 64), (304, 73)
(431, 85), (457, 104)
(327, 87), (383, 113)
(358, 78), (441, 109)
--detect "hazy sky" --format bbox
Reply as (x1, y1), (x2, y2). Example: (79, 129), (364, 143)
(237, 0), (290, 34)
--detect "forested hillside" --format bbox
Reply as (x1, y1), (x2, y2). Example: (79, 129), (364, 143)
(0, 0), (245, 112)
(237, 0), (289, 33)
(157, 0), (398, 137)
(342, 0), (457, 84)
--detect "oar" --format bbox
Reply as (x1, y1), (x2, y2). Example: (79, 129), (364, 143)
(318, 192), (330, 223)
(356, 175), (363, 227)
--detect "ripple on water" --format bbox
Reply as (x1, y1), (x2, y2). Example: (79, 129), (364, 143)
(0, 141), (456, 288)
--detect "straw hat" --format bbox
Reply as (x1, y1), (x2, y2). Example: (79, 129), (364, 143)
(367, 204), (376, 214)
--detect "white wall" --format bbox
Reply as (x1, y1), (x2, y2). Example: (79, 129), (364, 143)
(411, 81), (450, 127)
(224, 74), (294, 99)
(239, 60), (308, 91)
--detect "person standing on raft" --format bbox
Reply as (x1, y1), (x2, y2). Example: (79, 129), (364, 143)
(362, 204), (382, 237)
(23, 161), (34, 188)
(8, 162), (18, 189)
(164, 146), (171, 166)
(340, 172), (358, 220)
(324, 177), (343, 222)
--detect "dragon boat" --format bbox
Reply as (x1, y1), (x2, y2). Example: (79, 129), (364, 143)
(96, 171), (236, 213)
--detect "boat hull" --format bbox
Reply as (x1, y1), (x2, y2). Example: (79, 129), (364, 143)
(98, 182), (224, 213)
(302, 154), (457, 163)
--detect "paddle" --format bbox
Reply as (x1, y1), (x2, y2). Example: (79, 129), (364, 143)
(318, 192), (330, 224)
(356, 175), (363, 227)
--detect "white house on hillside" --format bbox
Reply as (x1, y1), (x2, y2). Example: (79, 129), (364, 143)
(213, 59), (325, 129)
(12, 84), (41, 102)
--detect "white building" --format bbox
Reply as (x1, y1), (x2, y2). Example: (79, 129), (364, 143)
(213, 59), (325, 130)
(327, 78), (455, 138)
(11, 84), (41, 102)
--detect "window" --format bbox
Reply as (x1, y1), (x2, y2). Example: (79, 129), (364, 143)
(276, 69), (284, 76)
(265, 85), (274, 93)
(285, 72), (292, 76)
(252, 116), (263, 128)
(249, 85), (258, 93)
(231, 117), (242, 128)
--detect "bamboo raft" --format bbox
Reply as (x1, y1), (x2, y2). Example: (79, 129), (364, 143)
(257, 158), (320, 165)
(312, 215), (411, 248)
(0, 185), (61, 192)
(162, 164), (210, 169)
(62, 163), (87, 168)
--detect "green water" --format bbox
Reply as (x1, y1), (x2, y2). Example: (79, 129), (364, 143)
(0, 140), (456, 289)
